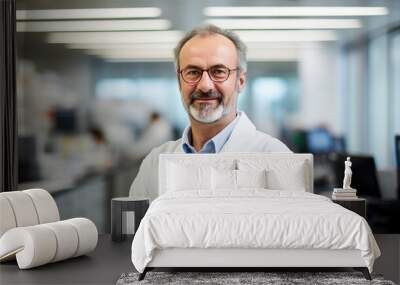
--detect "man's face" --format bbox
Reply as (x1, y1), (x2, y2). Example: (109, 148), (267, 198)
(178, 34), (246, 124)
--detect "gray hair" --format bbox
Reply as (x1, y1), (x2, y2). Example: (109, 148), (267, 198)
(174, 24), (247, 72)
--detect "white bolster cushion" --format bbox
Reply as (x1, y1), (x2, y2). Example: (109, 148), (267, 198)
(0, 191), (39, 227)
(0, 196), (17, 237)
(23, 189), (60, 224)
(64, 218), (98, 257)
(0, 225), (57, 268)
(42, 221), (79, 262)
(0, 218), (98, 269)
(0, 189), (59, 238)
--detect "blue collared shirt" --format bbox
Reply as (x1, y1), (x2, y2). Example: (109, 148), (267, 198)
(182, 114), (240, 153)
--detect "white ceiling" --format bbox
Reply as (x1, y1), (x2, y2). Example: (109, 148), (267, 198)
(16, 0), (400, 61)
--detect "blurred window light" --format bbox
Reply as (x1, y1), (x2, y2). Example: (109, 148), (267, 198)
(95, 78), (177, 102)
(237, 84), (249, 111)
(96, 79), (138, 100)
(206, 19), (362, 30)
(251, 77), (298, 135)
(17, 19), (171, 32)
(253, 78), (287, 102)
(392, 33), (400, 137)
(95, 78), (187, 130)
(47, 31), (184, 44)
(16, 8), (161, 20)
(367, 35), (389, 168)
(235, 30), (337, 42)
(346, 48), (365, 153)
(204, 6), (388, 17)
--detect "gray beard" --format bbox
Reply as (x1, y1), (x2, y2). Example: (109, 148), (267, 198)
(184, 85), (239, 124)
(189, 103), (226, 124)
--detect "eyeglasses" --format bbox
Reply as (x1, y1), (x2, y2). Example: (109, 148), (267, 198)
(179, 65), (239, 84)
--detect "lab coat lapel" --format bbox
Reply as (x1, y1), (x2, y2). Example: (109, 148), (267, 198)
(220, 112), (256, 152)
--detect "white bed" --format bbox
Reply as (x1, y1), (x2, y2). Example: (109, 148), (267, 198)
(131, 153), (380, 280)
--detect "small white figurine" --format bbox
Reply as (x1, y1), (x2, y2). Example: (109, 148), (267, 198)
(342, 157), (353, 189)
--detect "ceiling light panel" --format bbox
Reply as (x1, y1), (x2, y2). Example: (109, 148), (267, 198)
(88, 49), (173, 57)
(47, 31), (184, 44)
(98, 52), (173, 60)
(207, 19), (362, 29)
(247, 49), (299, 61)
(235, 30), (337, 42)
(104, 58), (173, 62)
(66, 43), (176, 50)
(17, 8), (162, 20)
(17, 19), (171, 32)
(204, 6), (388, 17)
(67, 42), (303, 50)
(97, 48), (299, 62)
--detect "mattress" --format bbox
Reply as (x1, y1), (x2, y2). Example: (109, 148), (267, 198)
(131, 190), (380, 273)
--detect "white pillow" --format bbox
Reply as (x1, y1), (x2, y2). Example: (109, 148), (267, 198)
(236, 169), (268, 189)
(237, 159), (307, 191)
(212, 168), (236, 190)
(211, 168), (268, 190)
(267, 162), (306, 191)
(167, 162), (212, 191)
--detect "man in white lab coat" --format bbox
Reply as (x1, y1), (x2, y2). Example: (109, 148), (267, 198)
(129, 25), (291, 201)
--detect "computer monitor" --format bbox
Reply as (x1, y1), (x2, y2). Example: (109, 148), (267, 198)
(54, 108), (77, 134)
(306, 127), (334, 154)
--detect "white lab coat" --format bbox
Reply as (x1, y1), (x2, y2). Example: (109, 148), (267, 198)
(129, 112), (291, 201)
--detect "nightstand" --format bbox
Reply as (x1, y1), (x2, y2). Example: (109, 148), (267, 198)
(111, 197), (149, 242)
(332, 198), (366, 218)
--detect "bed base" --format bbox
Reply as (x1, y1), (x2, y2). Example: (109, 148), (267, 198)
(138, 248), (372, 281)
(138, 266), (371, 281)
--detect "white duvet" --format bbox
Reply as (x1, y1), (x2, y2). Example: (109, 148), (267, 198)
(131, 190), (380, 273)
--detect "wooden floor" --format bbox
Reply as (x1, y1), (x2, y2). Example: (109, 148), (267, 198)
(0, 234), (398, 284)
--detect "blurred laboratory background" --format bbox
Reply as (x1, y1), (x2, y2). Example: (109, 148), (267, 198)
(16, 0), (400, 233)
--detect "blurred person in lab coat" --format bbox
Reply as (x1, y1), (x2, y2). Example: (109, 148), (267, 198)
(129, 112), (174, 160)
(130, 25), (291, 201)
(83, 126), (114, 172)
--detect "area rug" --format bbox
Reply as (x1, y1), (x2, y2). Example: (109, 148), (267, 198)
(116, 271), (396, 285)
